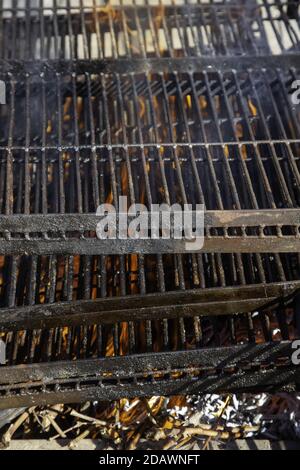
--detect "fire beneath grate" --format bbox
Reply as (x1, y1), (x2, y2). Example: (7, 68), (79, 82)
(0, 0), (299, 409)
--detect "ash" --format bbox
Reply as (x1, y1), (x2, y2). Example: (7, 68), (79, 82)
(1, 393), (300, 449)
(184, 393), (300, 441)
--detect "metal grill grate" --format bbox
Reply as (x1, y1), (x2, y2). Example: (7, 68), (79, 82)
(0, 0), (299, 59)
(0, 0), (300, 408)
(0, 68), (300, 253)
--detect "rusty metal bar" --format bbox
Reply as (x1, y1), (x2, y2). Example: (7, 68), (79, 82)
(0, 237), (299, 255)
(0, 281), (298, 331)
(0, 1), (299, 407)
(0, 209), (299, 231)
(0, 341), (299, 408)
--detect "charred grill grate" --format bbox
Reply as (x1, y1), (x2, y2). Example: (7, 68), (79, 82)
(0, 0), (300, 409)
(0, 0), (299, 60)
(0, 68), (300, 253)
(1, 342), (299, 409)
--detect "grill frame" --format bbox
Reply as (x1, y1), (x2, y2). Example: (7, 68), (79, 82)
(0, 0), (300, 409)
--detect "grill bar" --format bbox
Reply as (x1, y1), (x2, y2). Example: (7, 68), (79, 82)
(1, 281), (298, 331)
(1, 236), (300, 254)
(1, 340), (295, 386)
(0, 210), (299, 255)
(0, 341), (299, 409)
(0, 69), (299, 211)
(1, 365), (299, 409)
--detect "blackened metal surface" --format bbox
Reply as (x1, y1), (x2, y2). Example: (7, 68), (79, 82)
(0, 341), (299, 409)
(0, 281), (299, 331)
(0, 1), (298, 60)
